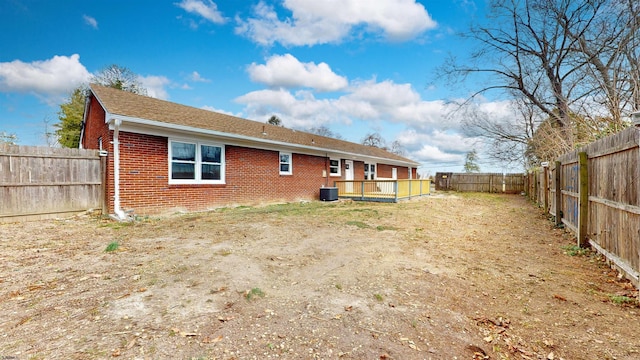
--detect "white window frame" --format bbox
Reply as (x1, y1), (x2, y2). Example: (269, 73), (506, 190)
(168, 139), (225, 184)
(365, 163), (376, 180)
(279, 152), (292, 175)
(329, 158), (341, 177)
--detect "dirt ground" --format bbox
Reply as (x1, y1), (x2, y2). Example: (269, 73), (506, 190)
(1, 193), (639, 360)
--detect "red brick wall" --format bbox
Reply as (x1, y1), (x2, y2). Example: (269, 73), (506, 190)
(112, 133), (330, 214)
(82, 96), (108, 150)
(353, 161), (365, 180)
(377, 164), (411, 179)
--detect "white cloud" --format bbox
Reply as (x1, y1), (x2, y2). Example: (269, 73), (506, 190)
(176, 0), (227, 24)
(0, 54), (91, 101)
(235, 79), (452, 128)
(137, 75), (171, 100)
(247, 54), (347, 91)
(235, 73), (517, 171)
(236, 0), (437, 46)
(201, 105), (242, 117)
(189, 71), (211, 83)
(83, 15), (98, 29)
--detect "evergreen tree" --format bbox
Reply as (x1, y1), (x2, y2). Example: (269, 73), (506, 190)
(463, 150), (481, 173)
(55, 87), (86, 148)
(267, 115), (283, 126)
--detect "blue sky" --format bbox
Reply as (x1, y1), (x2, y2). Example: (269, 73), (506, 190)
(0, 0), (519, 174)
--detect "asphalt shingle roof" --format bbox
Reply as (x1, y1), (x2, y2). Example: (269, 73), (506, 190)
(90, 83), (419, 166)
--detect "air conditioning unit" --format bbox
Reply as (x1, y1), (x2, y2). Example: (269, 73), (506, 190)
(319, 187), (338, 201)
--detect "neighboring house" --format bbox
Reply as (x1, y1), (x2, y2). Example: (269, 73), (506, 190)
(81, 84), (420, 217)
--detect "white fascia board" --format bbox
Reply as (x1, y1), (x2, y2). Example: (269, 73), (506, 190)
(107, 114), (419, 167)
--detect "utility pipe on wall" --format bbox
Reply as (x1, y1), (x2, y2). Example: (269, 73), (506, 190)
(111, 118), (126, 220)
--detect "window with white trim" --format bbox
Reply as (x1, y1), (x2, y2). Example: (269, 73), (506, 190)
(329, 158), (341, 176)
(364, 163), (376, 180)
(169, 140), (224, 184)
(279, 152), (292, 175)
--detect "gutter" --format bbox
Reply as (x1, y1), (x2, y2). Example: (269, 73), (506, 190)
(78, 93), (92, 149)
(110, 118), (127, 221)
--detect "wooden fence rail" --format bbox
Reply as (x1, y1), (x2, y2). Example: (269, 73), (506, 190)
(526, 126), (640, 286)
(0, 144), (104, 222)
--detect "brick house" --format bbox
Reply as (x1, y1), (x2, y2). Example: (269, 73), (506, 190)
(81, 84), (420, 217)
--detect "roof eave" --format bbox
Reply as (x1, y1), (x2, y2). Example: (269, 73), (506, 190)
(107, 114), (418, 167)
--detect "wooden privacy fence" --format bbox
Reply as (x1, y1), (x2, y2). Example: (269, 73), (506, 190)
(435, 172), (525, 193)
(527, 126), (640, 286)
(0, 144), (105, 222)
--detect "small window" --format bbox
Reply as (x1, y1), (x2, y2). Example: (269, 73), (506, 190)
(169, 140), (224, 184)
(329, 158), (341, 176)
(365, 163), (376, 180)
(279, 152), (292, 175)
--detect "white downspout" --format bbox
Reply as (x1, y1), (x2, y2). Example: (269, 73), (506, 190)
(111, 118), (127, 220)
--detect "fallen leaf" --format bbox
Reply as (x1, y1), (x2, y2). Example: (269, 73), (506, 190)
(202, 335), (223, 343)
(553, 294), (567, 301)
(483, 335), (494, 343)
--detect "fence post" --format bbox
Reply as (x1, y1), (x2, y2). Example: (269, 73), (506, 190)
(533, 168), (540, 206)
(578, 152), (589, 247)
(554, 161), (562, 226)
(543, 166), (549, 215)
(394, 181), (399, 202)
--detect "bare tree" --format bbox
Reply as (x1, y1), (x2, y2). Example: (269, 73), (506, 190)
(92, 64), (147, 95)
(389, 140), (406, 156)
(442, 0), (640, 165)
(460, 96), (537, 167)
(42, 116), (59, 147)
(361, 132), (386, 149)
(568, 0), (640, 129)
(306, 125), (343, 139)
(0, 131), (18, 145)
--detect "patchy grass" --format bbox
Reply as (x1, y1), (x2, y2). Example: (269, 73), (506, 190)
(346, 221), (370, 229)
(376, 225), (399, 231)
(104, 241), (119, 252)
(245, 287), (265, 301)
(608, 294), (638, 306)
(562, 244), (590, 256)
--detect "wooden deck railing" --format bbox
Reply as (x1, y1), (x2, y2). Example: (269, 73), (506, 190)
(333, 179), (431, 202)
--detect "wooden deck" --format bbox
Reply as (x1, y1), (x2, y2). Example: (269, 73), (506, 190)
(334, 179), (431, 202)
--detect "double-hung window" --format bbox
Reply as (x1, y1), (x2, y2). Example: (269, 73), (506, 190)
(279, 152), (292, 175)
(169, 140), (224, 184)
(329, 158), (341, 176)
(364, 163), (376, 180)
